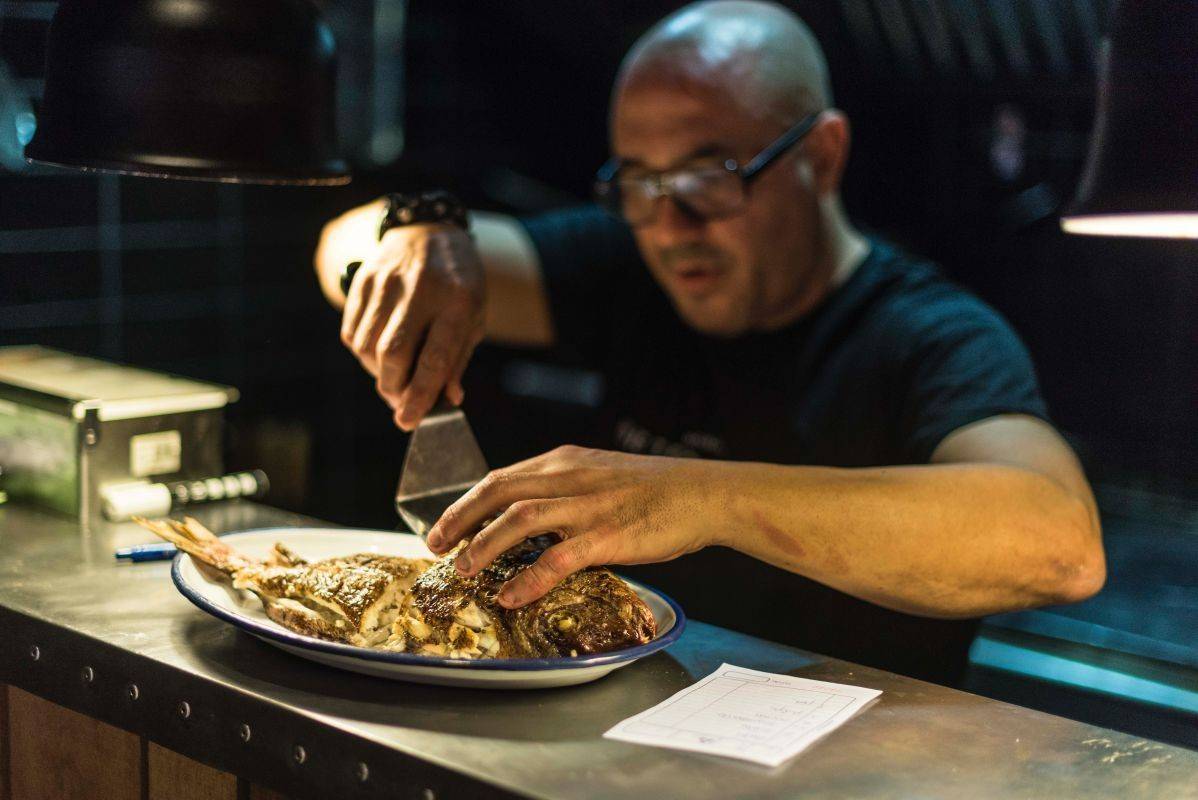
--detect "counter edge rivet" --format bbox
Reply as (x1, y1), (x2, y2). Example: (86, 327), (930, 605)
(238, 723), (252, 743)
(177, 701), (191, 719)
(293, 745), (307, 765)
(127, 683), (140, 700)
(81, 666), (94, 683)
(356, 761), (369, 782)
(29, 645), (40, 661)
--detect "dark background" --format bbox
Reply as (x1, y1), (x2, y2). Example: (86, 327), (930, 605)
(2, 0), (1196, 742)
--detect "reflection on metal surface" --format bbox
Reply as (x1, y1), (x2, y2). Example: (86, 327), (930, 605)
(971, 636), (1198, 714)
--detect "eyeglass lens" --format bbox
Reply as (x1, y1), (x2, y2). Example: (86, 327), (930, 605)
(618, 167), (747, 225)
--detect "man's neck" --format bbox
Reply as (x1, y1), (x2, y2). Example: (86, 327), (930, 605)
(824, 199), (869, 290)
(758, 200), (869, 331)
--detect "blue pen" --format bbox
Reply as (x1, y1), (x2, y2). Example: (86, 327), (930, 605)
(114, 543), (178, 562)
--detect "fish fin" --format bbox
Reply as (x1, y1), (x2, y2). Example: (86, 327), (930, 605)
(165, 518), (201, 544)
(181, 516), (220, 543)
(132, 516), (251, 575)
(133, 517), (215, 563)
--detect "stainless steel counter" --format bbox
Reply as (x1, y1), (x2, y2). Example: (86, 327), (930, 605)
(1, 501), (1195, 799)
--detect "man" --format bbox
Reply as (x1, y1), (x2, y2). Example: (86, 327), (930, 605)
(314, 0), (1104, 684)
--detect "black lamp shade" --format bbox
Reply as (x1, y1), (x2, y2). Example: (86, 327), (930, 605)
(25, 0), (350, 185)
(1060, 0), (1198, 238)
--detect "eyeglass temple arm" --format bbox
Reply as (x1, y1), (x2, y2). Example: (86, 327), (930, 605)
(739, 112), (822, 183)
(596, 157), (621, 182)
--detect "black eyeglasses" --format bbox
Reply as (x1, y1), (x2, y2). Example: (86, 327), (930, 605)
(594, 112), (821, 226)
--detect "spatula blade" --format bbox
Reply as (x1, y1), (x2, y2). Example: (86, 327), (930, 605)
(394, 400), (488, 538)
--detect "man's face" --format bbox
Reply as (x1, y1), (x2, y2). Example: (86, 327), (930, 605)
(611, 75), (823, 337)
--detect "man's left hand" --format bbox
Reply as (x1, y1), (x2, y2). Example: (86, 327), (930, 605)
(425, 445), (726, 608)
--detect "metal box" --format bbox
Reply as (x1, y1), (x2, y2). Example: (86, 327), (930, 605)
(0, 346), (237, 520)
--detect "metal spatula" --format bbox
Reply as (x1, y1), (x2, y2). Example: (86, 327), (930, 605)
(394, 398), (488, 538)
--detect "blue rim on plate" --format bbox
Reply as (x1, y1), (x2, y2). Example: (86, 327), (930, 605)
(170, 528), (686, 671)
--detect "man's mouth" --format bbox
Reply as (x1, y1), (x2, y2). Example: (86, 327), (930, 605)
(670, 263), (723, 293)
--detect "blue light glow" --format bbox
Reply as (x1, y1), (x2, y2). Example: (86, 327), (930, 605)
(16, 112), (36, 146)
(971, 637), (1198, 714)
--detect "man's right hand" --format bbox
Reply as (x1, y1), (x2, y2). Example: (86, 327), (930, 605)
(339, 223), (486, 431)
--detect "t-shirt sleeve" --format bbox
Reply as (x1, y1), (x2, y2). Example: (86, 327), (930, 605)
(517, 204), (644, 366)
(894, 290), (1050, 463)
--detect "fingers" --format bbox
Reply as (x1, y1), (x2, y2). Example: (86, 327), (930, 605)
(375, 311), (419, 413)
(338, 225), (486, 427)
(498, 535), (602, 608)
(427, 462), (607, 553)
(339, 269), (371, 363)
(427, 473), (567, 553)
(394, 303), (474, 431)
(453, 497), (588, 577)
(346, 269), (403, 378)
(445, 327), (484, 407)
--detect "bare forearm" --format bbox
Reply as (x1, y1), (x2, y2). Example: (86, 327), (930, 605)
(314, 199), (385, 309)
(471, 212), (554, 347)
(717, 461), (1104, 619)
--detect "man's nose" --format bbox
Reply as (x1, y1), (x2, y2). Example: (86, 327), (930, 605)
(646, 194), (706, 243)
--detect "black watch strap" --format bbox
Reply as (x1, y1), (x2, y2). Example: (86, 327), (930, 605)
(378, 190), (469, 240)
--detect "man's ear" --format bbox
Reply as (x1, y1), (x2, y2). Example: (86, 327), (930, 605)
(802, 109), (850, 197)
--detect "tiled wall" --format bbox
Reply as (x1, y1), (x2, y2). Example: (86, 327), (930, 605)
(2, 0), (1196, 521)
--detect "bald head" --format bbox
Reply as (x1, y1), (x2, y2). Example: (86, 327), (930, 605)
(608, 1), (856, 338)
(616, 1), (831, 127)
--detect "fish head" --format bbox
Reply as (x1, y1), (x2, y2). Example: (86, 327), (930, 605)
(524, 570), (657, 656)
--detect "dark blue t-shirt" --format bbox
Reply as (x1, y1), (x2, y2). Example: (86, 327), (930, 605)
(521, 205), (1049, 685)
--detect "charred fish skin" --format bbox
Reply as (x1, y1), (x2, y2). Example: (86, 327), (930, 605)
(520, 570), (657, 656)
(406, 541), (656, 659)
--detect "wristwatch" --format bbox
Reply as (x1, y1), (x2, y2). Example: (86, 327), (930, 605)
(378, 189), (469, 239)
(340, 190), (470, 296)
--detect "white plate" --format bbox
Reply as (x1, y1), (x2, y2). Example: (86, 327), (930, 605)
(171, 528), (685, 689)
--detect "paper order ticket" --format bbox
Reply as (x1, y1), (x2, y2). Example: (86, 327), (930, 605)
(603, 663), (882, 767)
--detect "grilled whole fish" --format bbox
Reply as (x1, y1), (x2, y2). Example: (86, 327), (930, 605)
(135, 518), (656, 659)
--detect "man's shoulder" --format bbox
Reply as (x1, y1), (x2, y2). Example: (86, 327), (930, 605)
(856, 238), (1018, 348)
